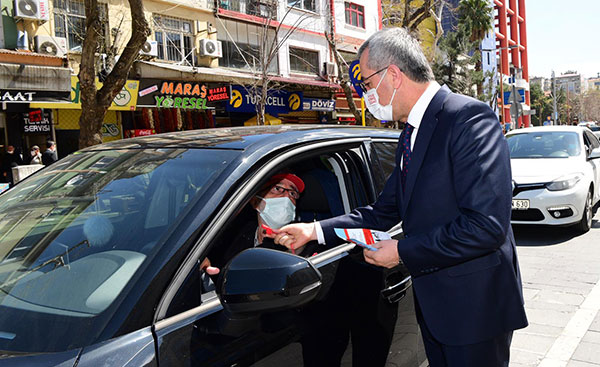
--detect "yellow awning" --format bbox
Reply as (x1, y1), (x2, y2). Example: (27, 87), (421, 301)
(244, 113), (282, 126)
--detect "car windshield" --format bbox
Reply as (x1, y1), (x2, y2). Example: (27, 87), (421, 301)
(506, 131), (581, 158)
(0, 148), (239, 353)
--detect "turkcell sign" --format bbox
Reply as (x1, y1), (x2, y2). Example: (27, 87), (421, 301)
(303, 98), (335, 112)
(227, 85), (303, 115)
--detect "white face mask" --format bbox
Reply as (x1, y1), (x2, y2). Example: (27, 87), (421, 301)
(257, 196), (296, 229)
(364, 67), (397, 121)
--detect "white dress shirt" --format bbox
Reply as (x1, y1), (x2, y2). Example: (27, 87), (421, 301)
(314, 81), (442, 244)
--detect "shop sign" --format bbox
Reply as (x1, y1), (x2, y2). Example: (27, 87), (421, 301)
(1, 90), (70, 103)
(227, 85), (303, 115)
(30, 76), (139, 110)
(101, 121), (123, 143)
(125, 129), (156, 138)
(137, 81), (230, 109)
(303, 98), (335, 112)
(23, 109), (52, 133)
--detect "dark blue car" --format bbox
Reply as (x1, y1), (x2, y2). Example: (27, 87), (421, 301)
(0, 126), (425, 366)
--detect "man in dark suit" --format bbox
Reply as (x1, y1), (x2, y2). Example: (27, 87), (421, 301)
(272, 28), (528, 366)
(42, 140), (58, 166)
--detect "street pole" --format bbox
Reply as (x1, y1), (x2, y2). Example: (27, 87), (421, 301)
(552, 70), (558, 125)
(498, 49), (505, 126)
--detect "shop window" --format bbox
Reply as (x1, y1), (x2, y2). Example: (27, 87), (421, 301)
(289, 47), (319, 75)
(345, 2), (365, 28)
(53, 0), (108, 51)
(153, 15), (194, 66)
(287, 0), (316, 13)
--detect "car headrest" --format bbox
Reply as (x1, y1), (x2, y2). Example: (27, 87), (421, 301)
(296, 172), (330, 213)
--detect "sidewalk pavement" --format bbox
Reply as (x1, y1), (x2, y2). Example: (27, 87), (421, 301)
(510, 216), (600, 367)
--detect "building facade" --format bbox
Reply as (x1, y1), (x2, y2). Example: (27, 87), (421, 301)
(554, 72), (582, 95)
(0, 0), (381, 159)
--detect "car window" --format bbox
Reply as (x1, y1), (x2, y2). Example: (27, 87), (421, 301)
(371, 142), (397, 195)
(0, 148), (240, 353)
(507, 132), (581, 158)
(167, 152), (355, 316)
(584, 131), (600, 149)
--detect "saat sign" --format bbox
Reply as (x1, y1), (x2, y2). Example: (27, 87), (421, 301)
(23, 109), (51, 133)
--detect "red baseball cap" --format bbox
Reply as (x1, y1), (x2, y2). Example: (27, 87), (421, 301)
(268, 173), (305, 193)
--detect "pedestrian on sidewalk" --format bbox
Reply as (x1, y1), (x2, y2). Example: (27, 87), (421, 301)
(1, 145), (23, 186)
(29, 146), (42, 165)
(42, 140), (58, 166)
(271, 27), (528, 367)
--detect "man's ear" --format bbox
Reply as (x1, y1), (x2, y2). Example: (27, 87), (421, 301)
(387, 65), (403, 89)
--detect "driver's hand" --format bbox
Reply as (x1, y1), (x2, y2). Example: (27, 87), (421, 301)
(200, 258), (220, 275)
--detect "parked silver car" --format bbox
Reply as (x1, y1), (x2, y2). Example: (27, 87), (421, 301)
(506, 126), (600, 232)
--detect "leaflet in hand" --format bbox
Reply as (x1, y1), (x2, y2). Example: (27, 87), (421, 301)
(334, 228), (391, 251)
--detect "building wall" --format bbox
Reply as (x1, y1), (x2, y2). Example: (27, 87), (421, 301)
(333, 0), (380, 46)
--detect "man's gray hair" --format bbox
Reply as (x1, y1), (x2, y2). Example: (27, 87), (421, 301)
(358, 28), (434, 83)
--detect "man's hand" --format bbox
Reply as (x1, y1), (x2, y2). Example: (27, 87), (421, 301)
(363, 240), (401, 268)
(200, 258), (220, 276)
(268, 222), (317, 252)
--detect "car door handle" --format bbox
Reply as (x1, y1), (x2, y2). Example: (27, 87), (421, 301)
(380, 275), (412, 303)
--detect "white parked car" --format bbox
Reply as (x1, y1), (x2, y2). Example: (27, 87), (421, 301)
(506, 126), (600, 232)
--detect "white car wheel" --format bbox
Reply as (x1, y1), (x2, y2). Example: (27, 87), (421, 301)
(575, 189), (593, 233)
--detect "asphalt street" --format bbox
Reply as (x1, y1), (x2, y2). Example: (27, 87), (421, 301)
(510, 211), (600, 367)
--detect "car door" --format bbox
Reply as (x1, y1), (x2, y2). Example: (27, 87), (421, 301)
(583, 130), (600, 204)
(151, 139), (376, 367)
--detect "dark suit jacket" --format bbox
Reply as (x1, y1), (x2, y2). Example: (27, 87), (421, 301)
(42, 149), (58, 166)
(320, 86), (528, 346)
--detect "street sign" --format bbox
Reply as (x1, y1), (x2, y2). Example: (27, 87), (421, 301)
(503, 90), (525, 105)
(349, 60), (363, 98)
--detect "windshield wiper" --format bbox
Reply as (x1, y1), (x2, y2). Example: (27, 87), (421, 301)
(1, 239), (90, 288)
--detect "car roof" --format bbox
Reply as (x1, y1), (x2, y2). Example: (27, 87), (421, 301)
(80, 125), (400, 152)
(506, 126), (587, 135)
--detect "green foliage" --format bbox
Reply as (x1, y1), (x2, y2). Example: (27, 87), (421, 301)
(458, 0), (493, 42)
(433, 0), (494, 101)
(530, 84), (553, 126)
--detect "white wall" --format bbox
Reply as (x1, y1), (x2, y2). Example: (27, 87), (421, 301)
(333, 0), (379, 43)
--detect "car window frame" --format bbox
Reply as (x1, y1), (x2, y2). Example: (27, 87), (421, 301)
(153, 138), (370, 326)
(584, 130), (600, 150)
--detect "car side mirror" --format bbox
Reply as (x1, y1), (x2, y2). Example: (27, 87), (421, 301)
(218, 248), (322, 315)
(588, 147), (600, 160)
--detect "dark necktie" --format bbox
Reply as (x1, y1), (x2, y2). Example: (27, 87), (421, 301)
(401, 123), (414, 192)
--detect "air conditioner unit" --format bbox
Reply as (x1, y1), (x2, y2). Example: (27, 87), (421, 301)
(35, 35), (67, 57)
(14, 0), (49, 20)
(323, 61), (337, 77)
(140, 40), (158, 57)
(199, 39), (222, 58)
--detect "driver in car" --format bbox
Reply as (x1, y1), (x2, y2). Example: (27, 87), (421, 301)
(201, 172), (309, 276)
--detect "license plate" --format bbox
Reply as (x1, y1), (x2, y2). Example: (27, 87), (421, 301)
(512, 199), (530, 210)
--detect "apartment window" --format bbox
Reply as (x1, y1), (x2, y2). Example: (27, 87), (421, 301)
(53, 0), (108, 51)
(289, 47), (319, 74)
(287, 0), (316, 13)
(220, 40), (278, 73)
(217, 20), (278, 74)
(154, 15), (194, 65)
(220, 0), (276, 18)
(345, 2), (365, 28)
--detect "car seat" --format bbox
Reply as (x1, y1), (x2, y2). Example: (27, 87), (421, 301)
(296, 168), (344, 223)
